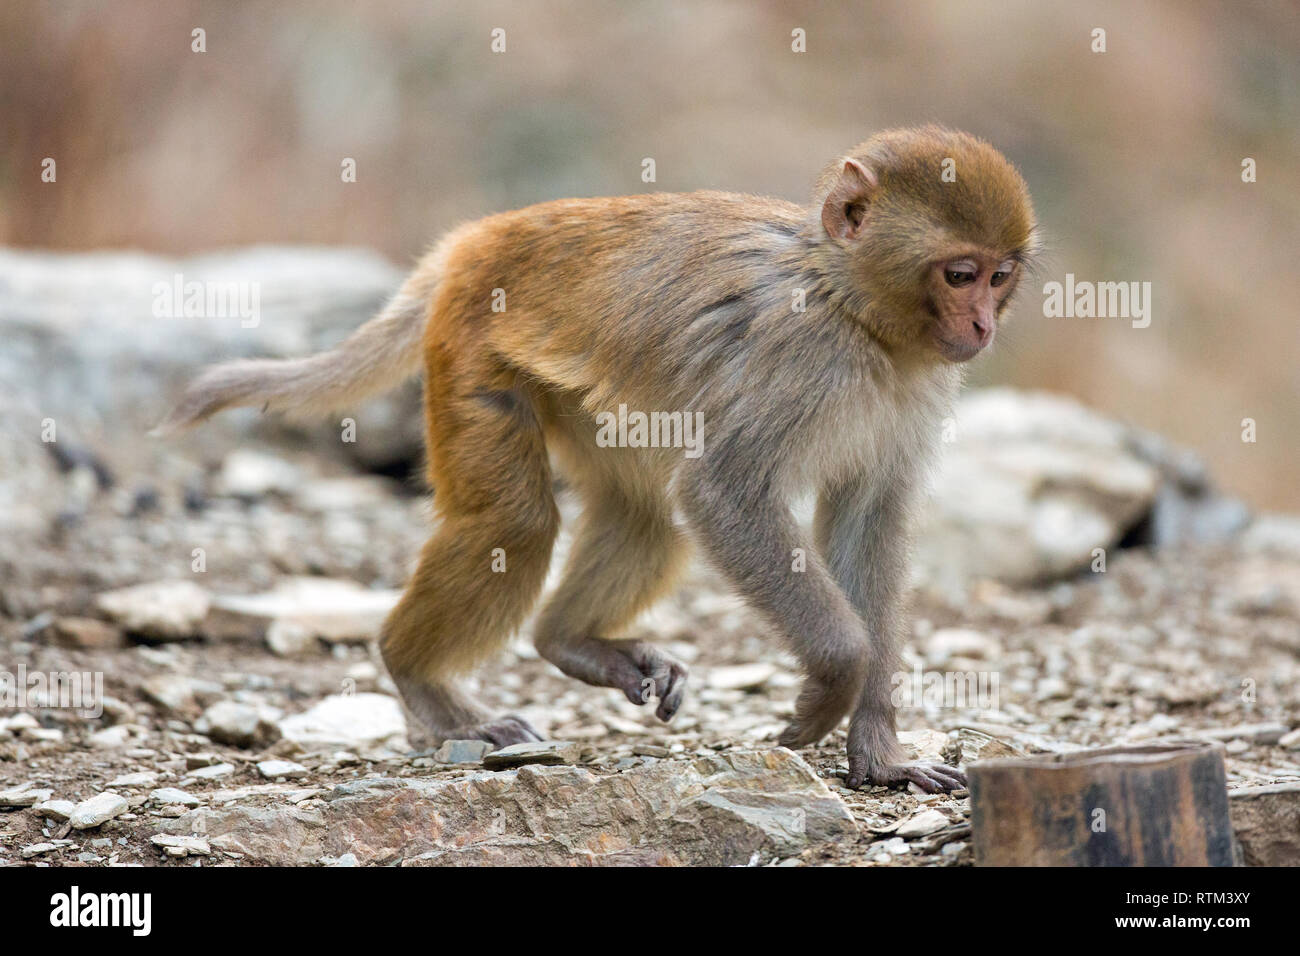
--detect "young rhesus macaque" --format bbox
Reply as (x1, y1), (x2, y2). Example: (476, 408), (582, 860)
(160, 126), (1037, 791)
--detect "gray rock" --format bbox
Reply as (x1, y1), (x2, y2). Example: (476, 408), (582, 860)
(208, 578), (401, 645)
(22, 841), (73, 859)
(481, 740), (582, 769)
(0, 783), (52, 807)
(434, 739), (493, 765)
(706, 663), (777, 691)
(95, 580), (211, 641)
(69, 791), (130, 829)
(157, 748), (855, 866)
(106, 771), (160, 788)
(149, 788), (204, 807)
(895, 808), (952, 839)
(33, 799), (77, 821)
(184, 763), (236, 781)
(915, 390), (1159, 587)
(195, 700), (282, 748)
(0, 245), (416, 481)
(1229, 783), (1300, 866)
(150, 834), (211, 857)
(277, 693), (407, 751)
(1196, 723), (1289, 745)
(256, 759), (309, 780)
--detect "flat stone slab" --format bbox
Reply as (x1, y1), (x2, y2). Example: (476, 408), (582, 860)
(158, 748), (857, 866)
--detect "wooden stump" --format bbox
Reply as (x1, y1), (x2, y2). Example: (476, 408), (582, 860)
(968, 741), (1234, 866)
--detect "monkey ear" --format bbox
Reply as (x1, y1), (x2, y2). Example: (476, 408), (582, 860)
(820, 158), (879, 241)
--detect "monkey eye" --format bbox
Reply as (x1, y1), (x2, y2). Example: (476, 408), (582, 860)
(944, 268), (976, 288)
(990, 262), (1016, 287)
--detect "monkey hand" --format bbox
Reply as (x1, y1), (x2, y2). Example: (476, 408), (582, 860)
(845, 758), (967, 793)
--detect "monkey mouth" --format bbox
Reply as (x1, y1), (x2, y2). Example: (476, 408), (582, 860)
(933, 335), (987, 363)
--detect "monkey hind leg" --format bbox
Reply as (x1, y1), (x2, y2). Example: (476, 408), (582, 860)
(391, 674), (541, 748)
(381, 367), (559, 745)
(533, 484), (691, 721)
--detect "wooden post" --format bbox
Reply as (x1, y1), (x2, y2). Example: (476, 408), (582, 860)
(968, 741), (1234, 866)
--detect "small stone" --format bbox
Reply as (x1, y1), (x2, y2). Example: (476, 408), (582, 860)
(33, 800), (77, 821)
(95, 580), (211, 641)
(185, 753), (223, 769)
(277, 693), (407, 750)
(88, 725), (132, 749)
(632, 744), (671, 758)
(69, 791), (130, 829)
(22, 841), (73, 859)
(0, 783), (52, 807)
(706, 663), (777, 691)
(433, 739), (492, 764)
(0, 713), (40, 734)
(195, 700), (281, 748)
(1198, 723), (1289, 745)
(925, 628), (1001, 663)
(48, 616), (125, 649)
(184, 763), (235, 781)
(482, 740), (581, 769)
(149, 788), (203, 807)
(895, 809), (952, 839)
(265, 618), (317, 657)
(1279, 729), (1300, 750)
(256, 759), (309, 780)
(140, 674), (221, 714)
(107, 771), (159, 788)
(215, 449), (302, 498)
(150, 833), (211, 857)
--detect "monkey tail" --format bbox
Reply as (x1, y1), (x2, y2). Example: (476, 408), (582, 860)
(151, 261), (440, 434)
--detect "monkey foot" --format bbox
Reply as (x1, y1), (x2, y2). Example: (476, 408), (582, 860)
(845, 760), (967, 793)
(447, 715), (543, 748)
(540, 637), (689, 722)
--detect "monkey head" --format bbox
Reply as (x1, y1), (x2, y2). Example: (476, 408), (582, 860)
(815, 125), (1038, 364)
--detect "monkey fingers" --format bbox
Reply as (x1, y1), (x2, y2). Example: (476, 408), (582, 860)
(845, 759), (967, 793)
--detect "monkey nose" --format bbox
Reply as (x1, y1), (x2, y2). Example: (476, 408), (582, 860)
(972, 318), (993, 342)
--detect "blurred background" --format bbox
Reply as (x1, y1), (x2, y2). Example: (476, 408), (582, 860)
(1, 0), (1297, 507)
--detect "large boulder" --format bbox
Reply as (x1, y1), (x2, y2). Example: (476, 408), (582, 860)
(0, 245), (421, 477)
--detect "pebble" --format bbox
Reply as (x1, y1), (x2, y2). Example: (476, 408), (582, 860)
(33, 799), (77, 821)
(22, 841), (73, 859)
(434, 739), (492, 764)
(895, 809), (952, 839)
(69, 791), (130, 829)
(150, 834), (211, 857)
(706, 663), (777, 691)
(107, 771), (160, 788)
(95, 580), (211, 641)
(149, 788), (204, 807)
(482, 740), (582, 769)
(256, 759), (309, 780)
(184, 763), (236, 781)
(0, 783), (52, 807)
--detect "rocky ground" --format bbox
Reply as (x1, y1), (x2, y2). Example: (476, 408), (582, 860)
(1, 247), (1298, 867)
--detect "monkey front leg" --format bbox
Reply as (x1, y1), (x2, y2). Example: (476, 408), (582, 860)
(680, 471), (872, 747)
(815, 475), (966, 792)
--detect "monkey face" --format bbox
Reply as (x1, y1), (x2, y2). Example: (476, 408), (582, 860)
(925, 252), (1020, 362)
